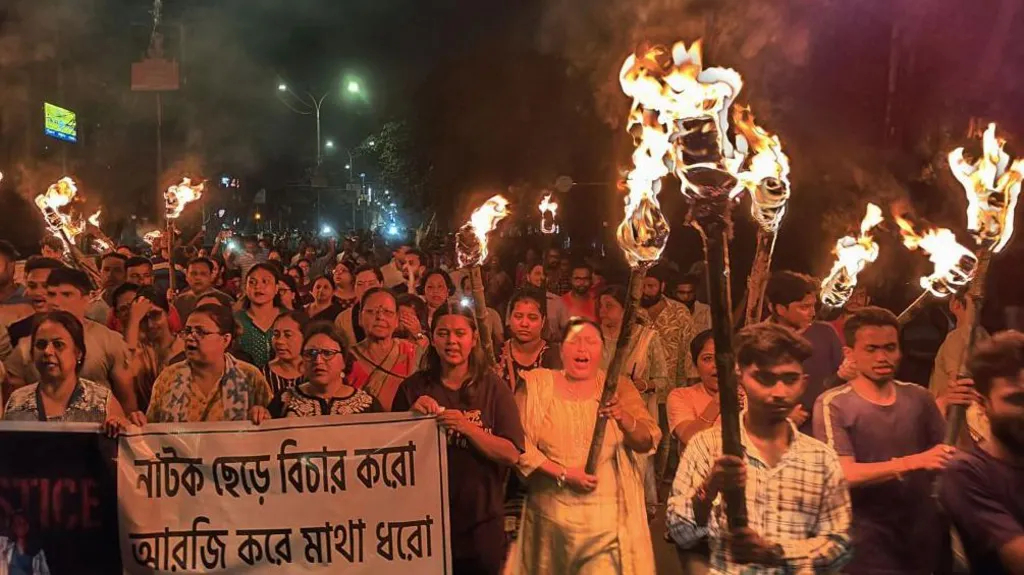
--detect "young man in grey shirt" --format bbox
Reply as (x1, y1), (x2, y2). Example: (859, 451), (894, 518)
(814, 306), (974, 574)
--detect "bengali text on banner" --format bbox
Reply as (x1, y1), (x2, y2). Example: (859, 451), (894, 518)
(116, 412), (451, 574)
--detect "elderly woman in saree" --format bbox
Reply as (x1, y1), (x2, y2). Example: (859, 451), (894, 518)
(506, 317), (660, 575)
(348, 287), (423, 411)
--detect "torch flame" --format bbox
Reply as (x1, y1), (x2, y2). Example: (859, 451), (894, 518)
(894, 213), (978, 297)
(142, 230), (164, 248)
(538, 194), (558, 234)
(948, 123), (1024, 254)
(165, 178), (205, 219)
(35, 177), (78, 212)
(456, 195), (510, 268)
(819, 203), (884, 308)
(33, 177), (81, 247)
(733, 106), (792, 232)
(619, 40), (745, 202)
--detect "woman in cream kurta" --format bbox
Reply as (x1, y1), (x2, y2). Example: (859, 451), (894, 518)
(506, 318), (660, 575)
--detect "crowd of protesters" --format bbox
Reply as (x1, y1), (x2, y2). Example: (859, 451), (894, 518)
(1, 227), (1024, 575)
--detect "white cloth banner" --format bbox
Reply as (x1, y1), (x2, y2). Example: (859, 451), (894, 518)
(117, 413), (451, 574)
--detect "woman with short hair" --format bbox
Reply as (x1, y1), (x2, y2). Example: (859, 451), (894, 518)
(4, 311), (127, 425)
(143, 304), (271, 423)
(268, 322), (381, 417)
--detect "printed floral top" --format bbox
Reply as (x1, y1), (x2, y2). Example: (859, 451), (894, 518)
(3, 378), (112, 422)
(268, 384), (382, 418)
(146, 354), (272, 422)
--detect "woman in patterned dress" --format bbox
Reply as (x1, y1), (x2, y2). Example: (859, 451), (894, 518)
(262, 310), (309, 394)
(3, 311), (128, 430)
(268, 322), (381, 417)
(506, 318), (659, 575)
(142, 304), (272, 424)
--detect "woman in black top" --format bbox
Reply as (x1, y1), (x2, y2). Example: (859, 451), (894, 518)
(261, 311), (308, 394)
(269, 321), (381, 417)
(498, 288), (562, 391)
(306, 275), (345, 323)
(392, 304), (525, 575)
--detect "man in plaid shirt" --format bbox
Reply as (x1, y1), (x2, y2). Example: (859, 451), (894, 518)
(667, 323), (852, 574)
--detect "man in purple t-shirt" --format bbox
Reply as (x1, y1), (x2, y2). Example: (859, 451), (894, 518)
(813, 306), (973, 574)
(766, 271), (846, 434)
(940, 331), (1024, 575)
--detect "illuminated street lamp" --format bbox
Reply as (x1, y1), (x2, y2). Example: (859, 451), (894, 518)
(325, 140), (335, 149)
(347, 80), (361, 94)
(278, 83), (287, 91)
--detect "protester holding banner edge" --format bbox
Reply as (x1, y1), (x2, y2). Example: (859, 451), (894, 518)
(3, 311), (130, 434)
(392, 303), (526, 575)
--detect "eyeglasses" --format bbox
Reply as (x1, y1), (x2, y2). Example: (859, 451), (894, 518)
(362, 307), (396, 319)
(180, 327), (223, 339)
(301, 348), (342, 361)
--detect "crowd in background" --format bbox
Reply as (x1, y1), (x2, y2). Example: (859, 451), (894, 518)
(1, 228), (1023, 575)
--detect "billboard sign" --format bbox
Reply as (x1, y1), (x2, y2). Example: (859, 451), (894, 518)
(44, 102), (77, 143)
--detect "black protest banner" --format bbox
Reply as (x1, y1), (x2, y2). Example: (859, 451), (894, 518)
(0, 424), (121, 574)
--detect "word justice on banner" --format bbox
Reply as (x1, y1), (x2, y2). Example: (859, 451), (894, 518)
(0, 422), (122, 574)
(116, 413), (451, 574)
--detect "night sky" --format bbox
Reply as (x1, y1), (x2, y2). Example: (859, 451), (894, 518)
(1, 0), (1022, 307)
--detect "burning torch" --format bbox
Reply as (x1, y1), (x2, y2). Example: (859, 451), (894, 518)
(619, 40), (748, 527)
(893, 211), (979, 331)
(164, 178), (204, 293)
(538, 193), (558, 235)
(583, 74), (672, 475)
(733, 106), (792, 327)
(943, 123), (1023, 443)
(33, 177), (103, 286)
(455, 194), (510, 365)
(820, 203), (884, 310)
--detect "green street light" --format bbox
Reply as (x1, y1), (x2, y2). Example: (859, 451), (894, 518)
(325, 140), (335, 148)
(278, 83), (287, 91)
(347, 80), (361, 94)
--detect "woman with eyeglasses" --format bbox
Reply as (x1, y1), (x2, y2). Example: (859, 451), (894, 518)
(277, 274), (301, 311)
(331, 261), (357, 311)
(506, 318), (659, 575)
(235, 264), (287, 368)
(392, 304), (525, 575)
(348, 288), (424, 411)
(4, 311), (129, 427)
(268, 322), (381, 417)
(140, 304), (272, 424)
(262, 311), (309, 395)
